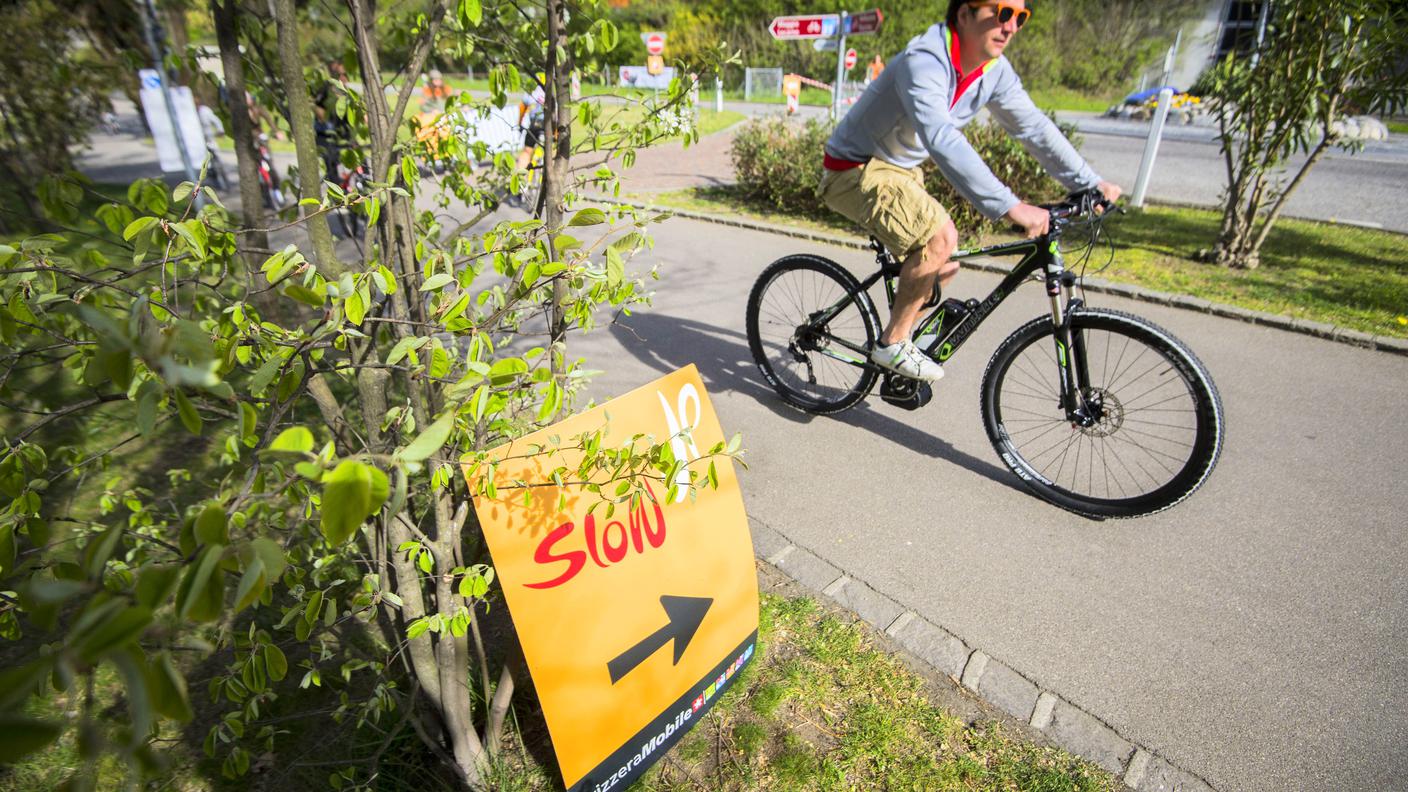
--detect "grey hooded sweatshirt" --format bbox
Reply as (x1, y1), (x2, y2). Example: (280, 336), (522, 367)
(824, 23), (1102, 220)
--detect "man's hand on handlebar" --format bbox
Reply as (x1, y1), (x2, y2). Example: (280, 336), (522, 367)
(1097, 181), (1123, 205)
(1004, 202), (1050, 239)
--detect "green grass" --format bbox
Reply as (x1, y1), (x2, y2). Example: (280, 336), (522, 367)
(629, 187), (1408, 339)
(1386, 119), (1408, 136)
(630, 594), (1117, 791)
(1026, 87), (1120, 114)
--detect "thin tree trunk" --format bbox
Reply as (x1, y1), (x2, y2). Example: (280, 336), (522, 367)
(1250, 133), (1334, 258)
(210, 0), (268, 271)
(542, 0), (573, 385)
(271, 0), (340, 276)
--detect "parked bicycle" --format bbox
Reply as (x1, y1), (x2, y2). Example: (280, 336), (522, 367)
(745, 189), (1224, 519)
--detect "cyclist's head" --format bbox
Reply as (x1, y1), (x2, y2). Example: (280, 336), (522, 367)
(949, 0), (1031, 28)
(950, 1), (1030, 60)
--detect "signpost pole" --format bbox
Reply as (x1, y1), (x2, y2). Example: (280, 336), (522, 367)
(832, 11), (848, 121)
(715, 76), (723, 113)
(1131, 87), (1174, 208)
(139, 0), (200, 192)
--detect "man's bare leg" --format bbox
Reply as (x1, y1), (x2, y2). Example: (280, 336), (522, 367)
(880, 220), (960, 346)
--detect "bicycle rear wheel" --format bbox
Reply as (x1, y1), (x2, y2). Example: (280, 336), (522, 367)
(746, 255), (881, 414)
(981, 308), (1223, 518)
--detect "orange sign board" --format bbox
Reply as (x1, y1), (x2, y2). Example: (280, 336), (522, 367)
(646, 54), (665, 76)
(467, 366), (758, 791)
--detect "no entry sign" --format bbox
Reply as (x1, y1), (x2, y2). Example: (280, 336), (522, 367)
(768, 14), (839, 40)
(468, 366), (759, 792)
(845, 48), (858, 70)
(642, 31), (666, 56)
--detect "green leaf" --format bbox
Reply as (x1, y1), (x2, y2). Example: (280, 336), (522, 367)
(457, 0), (481, 25)
(269, 426), (315, 454)
(239, 402), (258, 446)
(264, 645), (288, 682)
(134, 563), (182, 609)
(605, 246), (625, 288)
(568, 207), (607, 226)
(320, 462), (376, 544)
(406, 617), (430, 639)
(417, 547), (432, 574)
(234, 557), (266, 612)
(122, 216), (158, 241)
(0, 716), (63, 764)
(386, 336), (426, 366)
(420, 273), (454, 291)
(148, 651), (193, 721)
(73, 605), (153, 662)
(345, 288), (366, 326)
(397, 411), (455, 462)
(249, 355), (284, 397)
(177, 545), (226, 622)
(248, 537), (287, 580)
(195, 503), (228, 546)
(174, 390), (202, 435)
(284, 283), (326, 307)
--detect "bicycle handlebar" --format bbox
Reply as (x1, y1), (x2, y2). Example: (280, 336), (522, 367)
(1045, 188), (1118, 223)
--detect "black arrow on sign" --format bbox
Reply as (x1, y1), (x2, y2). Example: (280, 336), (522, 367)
(607, 595), (713, 684)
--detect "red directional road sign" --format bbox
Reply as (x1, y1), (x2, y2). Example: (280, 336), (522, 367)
(844, 48), (858, 70)
(768, 14), (840, 40)
(642, 31), (666, 56)
(845, 8), (885, 35)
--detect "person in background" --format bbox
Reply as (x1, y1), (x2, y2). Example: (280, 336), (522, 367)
(865, 54), (886, 87)
(421, 69), (453, 112)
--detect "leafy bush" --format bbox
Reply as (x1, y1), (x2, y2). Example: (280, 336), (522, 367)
(730, 115), (1079, 237)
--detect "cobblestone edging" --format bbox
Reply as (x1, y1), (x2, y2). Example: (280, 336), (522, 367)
(590, 196), (1408, 358)
(750, 516), (1220, 792)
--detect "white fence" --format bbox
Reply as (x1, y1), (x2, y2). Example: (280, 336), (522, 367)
(744, 67), (783, 100)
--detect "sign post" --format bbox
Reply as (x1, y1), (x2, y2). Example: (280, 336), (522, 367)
(831, 12), (848, 120)
(467, 366), (759, 792)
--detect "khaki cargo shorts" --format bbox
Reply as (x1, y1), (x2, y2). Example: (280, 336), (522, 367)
(818, 159), (949, 259)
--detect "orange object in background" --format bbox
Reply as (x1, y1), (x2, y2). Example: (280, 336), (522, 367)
(783, 73), (803, 115)
(466, 366), (759, 792)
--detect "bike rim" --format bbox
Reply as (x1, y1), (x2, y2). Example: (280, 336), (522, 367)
(754, 267), (872, 405)
(995, 324), (1206, 504)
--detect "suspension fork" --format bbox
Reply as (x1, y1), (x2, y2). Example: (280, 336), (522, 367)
(1045, 251), (1091, 422)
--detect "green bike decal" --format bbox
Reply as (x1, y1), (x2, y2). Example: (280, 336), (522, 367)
(938, 343), (954, 361)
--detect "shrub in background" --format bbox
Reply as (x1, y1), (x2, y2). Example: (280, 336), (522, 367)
(730, 116), (1078, 239)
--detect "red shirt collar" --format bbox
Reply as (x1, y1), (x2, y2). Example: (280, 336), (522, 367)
(947, 26), (996, 109)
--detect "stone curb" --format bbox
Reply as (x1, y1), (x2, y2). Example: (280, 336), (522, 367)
(591, 196), (1408, 357)
(744, 515), (1221, 791)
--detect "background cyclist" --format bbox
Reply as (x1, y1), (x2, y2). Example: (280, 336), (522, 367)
(820, 0), (1122, 383)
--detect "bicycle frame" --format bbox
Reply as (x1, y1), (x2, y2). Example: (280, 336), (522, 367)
(806, 223), (1098, 422)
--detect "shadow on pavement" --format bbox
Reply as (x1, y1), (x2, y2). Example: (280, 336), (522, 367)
(610, 311), (1024, 495)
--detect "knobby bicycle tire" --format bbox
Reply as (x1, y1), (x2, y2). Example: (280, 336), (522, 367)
(746, 255), (881, 414)
(981, 308), (1224, 518)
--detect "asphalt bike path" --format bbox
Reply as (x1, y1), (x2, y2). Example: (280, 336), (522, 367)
(569, 214), (1408, 792)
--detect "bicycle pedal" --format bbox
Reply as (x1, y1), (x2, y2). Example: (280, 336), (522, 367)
(879, 374), (934, 411)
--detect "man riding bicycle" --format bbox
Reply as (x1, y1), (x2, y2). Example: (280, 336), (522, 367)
(821, 0), (1121, 383)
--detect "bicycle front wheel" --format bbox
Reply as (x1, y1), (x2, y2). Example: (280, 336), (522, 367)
(746, 254), (881, 414)
(981, 309), (1224, 518)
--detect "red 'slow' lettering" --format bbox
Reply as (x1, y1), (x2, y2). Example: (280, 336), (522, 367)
(524, 483), (669, 590)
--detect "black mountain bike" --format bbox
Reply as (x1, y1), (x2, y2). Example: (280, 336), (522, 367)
(745, 190), (1224, 519)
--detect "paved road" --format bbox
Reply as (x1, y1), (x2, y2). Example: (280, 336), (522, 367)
(1070, 123), (1408, 233)
(567, 215), (1408, 792)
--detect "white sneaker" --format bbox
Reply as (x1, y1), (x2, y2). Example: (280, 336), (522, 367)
(870, 339), (944, 382)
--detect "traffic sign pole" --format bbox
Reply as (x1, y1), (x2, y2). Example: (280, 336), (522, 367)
(831, 12), (848, 121)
